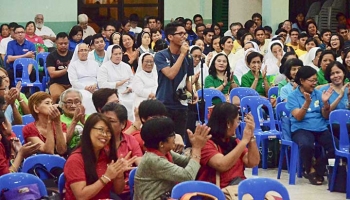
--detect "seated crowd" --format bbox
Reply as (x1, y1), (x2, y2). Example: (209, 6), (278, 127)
(0, 10), (349, 200)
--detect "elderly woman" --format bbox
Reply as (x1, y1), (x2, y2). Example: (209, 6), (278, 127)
(101, 103), (143, 198)
(59, 89), (87, 152)
(64, 113), (136, 200)
(316, 50), (336, 87)
(134, 117), (211, 199)
(78, 14), (96, 40)
(132, 53), (158, 108)
(68, 43), (99, 114)
(68, 25), (83, 51)
(22, 92), (67, 155)
(205, 53), (238, 104)
(98, 44), (135, 121)
(197, 103), (260, 188)
(286, 66), (336, 185)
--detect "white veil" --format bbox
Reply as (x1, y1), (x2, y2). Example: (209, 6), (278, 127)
(136, 53), (157, 78)
(103, 44), (122, 63)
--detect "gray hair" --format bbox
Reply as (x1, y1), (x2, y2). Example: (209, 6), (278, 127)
(78, 14), (88, 23)
(59, 88), (83, 108)
(35, 14), (43, 20)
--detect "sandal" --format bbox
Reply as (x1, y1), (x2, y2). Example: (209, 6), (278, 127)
(306, 172), (323, 185)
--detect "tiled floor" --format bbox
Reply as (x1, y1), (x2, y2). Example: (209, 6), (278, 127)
(244, 168), (347, 200)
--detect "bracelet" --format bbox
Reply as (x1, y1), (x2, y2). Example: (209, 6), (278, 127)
(102, 174), (111, 182)
(131, 124), (139, 130)
(99, 177), (107, 185)
(301, 107), (308, 110)
(191, 154), (201, 159)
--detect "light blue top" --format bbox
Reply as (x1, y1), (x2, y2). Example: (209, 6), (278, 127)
(5, 106), (13, 124)
(280, 82), (294, 101)
(319, 84), (349, 110)
(286, 87), (328, 132)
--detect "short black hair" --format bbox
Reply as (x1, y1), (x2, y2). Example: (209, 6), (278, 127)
(92, 88), (118, 112)
(244, 20), (256, 31)
(147, 16), (157, 24)
(83, 35), (93, 46)
(290, 28), (299, 34)
(92, 33), (104, 44)
(129, 13), (139, 22)
(252, 13), (262, 20)
(56, 32), (69, 40)
(294, 65), (317, 85)
(139, 99), (168, 123)
(193, 14), (203, 22)
(165, 21), (184, 41)
(305, 37), (319, 47)
(246, 52), (263, 65)
(203, 28), (214, 36)
(236, 28), (248, 41)
(101, 102), (128, 129)
(103, 22), (118, 32)
(283, 58), (303, 80)
(13, 25), (24, 33)
(337, 24), (348, 32)
(154, 39), (168, 52)
(254, 27), (265, 36)
(68, 25), (83, 40)
(263, 26), (272, 33)
(320, 29), (332, 37)
(324, 61), (347, 83)
(336, 12), (346, 21)
(280, 52), (298, 74)
(141, 117), (175, 149)
(240, 33), (254, 47)
(8, 22), (18, 29)
(195, 23), (206, 32)
(298, 32), (308, 39)
(318, 50), (336, 68)
(275, 28), (287, 35)
(230, 22), (243, 29)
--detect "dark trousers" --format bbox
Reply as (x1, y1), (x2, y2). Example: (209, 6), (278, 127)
(292, 129), (338, 177)
(166, 108), (189, 146)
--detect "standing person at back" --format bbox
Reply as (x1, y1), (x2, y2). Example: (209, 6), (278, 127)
(46, 32), (73, 103)
(154, 21), (197, 145)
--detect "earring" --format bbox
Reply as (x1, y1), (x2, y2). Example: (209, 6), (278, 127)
(227, 126), (230, 129)
(160, 145), (164, 148)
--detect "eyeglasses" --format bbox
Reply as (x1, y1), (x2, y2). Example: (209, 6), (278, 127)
(192, 55), (202, 59)
(306, 79), (318, 83)
(173, 32), (186, 37)
(62, 100), (81, 107)
(92, 127), (112, 137)
(331, 38), (340, 42)
(15, 31), (25, 35)
(78, 49), (89, 53)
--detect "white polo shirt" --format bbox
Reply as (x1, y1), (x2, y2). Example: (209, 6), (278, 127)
(0, 36), (13, 55)
(35, 26), (56, 48)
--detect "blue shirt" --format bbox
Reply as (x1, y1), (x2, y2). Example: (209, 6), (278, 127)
(5, 106), (13, 125)
(280, 82), (294, 101)
(104, 38), (110, 50)
(319, 84), (349, 110)
(154, 49), (194, 109)
(68, 39), (82, 51)
(286, 87), (328, 132)
(6, 40), (35, 70)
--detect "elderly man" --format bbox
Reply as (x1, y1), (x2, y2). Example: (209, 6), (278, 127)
(34, 14), (56, 49)
(78, 14), (96, 40)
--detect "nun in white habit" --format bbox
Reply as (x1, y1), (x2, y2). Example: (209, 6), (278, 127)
(303, 47), (321, 71)
(262, 40), (285, 76)
(132, 53), (158, 108)
(67, 43), (99, 114)
(97, 44), (135, 121)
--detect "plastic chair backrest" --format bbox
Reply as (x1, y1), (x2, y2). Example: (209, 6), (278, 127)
(171, 181), (225, 200)
(240, 96), (276, 131)
(22, 154), (66, 180)
(197, 88), (226, 122)
(238, 177), (290, 200)
(229, 87), (259, 102)
(22, 114), (35, 125)
(329, 110), (350, 152)
(0, 172), (48, 196)
(13, 58), (40, 84)
(268, 86), (278, 100)
(58, 173), (65, 195)
(275, 102), (290, 122)
(36, 52), (49, 73)
(129, 168), (137, 199)
(12, 125), (25, 144)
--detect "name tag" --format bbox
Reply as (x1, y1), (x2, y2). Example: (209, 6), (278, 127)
(314, 100), (319, 108)
(23, 49), (29, 52)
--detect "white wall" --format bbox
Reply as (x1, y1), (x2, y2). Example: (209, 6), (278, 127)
(229, 0), (262, 29)
(164, 0), (212, 22)
(0, 0), (77, 22)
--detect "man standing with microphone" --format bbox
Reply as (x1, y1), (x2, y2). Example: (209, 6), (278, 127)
(154, 21), (198, 146)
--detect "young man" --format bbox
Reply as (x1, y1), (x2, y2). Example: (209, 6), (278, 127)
(336, 12), (350, 29)
(320, 29), (332, 50)
(286, 28), (299, 51)
(147, 16), (158, 31)
(195, 23), (206, 40)
(251, 13), (262, 28)
(202, 28), (214, 55)
(6, 25), (36, 87)
(295, 32), (308, 57)
(224, 22), (242, 40)
(34, 14), (56, 49)
(264, 26), (273, 39)
(154, 21), (197, 144)
(88, 33), (106, 66)
(129, 13), (142, 34)
(47, 32), (73, 103)
(103, 23), (116, 49)
(254, 27), (269, 55)
(337, 24), (350, 45)
(193, 14), (203, 26)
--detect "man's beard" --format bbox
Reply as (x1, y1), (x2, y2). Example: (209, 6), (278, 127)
(36, 23), (44, 29)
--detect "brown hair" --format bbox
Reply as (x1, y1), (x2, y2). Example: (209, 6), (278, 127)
(28, 92), (51, 120)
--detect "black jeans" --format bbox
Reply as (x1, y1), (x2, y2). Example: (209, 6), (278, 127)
(292, 129), (338, 177)
(166, 108), (189, 146)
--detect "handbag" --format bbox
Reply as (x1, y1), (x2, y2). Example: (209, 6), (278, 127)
(327, 164), (347, 193)
(1, 184), (41, 200)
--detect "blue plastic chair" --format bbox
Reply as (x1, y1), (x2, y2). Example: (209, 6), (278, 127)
(22, 114), (35, 125)
(171, 181), (225, 200)
(329, 110), (350, 199)
(129, 168), (137, 199)
(275, 102), (301, 185)
(22, 154), (66, 180)
(229, 87), (259, 103)
(197, 88), (226, 123)
(240, 96), (282, 175)
(12, 125), (25, 144)
(268, 86), (278, 101)
(13, 58), (44, 92)
(238, 177), (290, 200)
(36, 52), (50, 91)
(0, 172), (48, 197)
(58, 173), (65, 196)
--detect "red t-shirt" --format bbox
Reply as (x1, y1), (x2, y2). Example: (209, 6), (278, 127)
(117, 133), (143, 194)
(197, 139), (248, 188)
(64, 148), (113, 200)
(23, 122), (67, 143)
(0, 142), (10, 176)
(130, 130), (146, 152)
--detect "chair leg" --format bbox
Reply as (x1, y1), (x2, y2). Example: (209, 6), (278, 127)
(297, 149), (303, 178)
(262, 139), (268, 169)
(277, 145), (285, 179)
(329, 157), (340, 192)
(289, 143), (298, 185)
(252, 136), (261, 176)
(285, 148), (290, 173)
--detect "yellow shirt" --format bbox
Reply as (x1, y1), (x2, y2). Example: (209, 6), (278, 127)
(295, 49), (307, 57)
(286, 43), (299, 51)
(232, 40), (242, 54)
